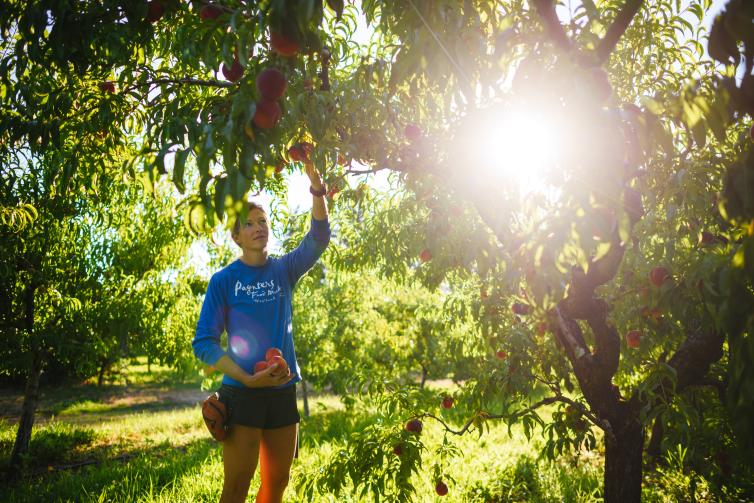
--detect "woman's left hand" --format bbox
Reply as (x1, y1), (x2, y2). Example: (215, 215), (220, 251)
(304, 160), (324, 192)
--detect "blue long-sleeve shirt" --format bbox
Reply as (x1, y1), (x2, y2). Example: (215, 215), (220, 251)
(192, 217), (330, 388)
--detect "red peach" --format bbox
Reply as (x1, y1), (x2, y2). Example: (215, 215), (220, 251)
(253, 100), (282, 129)
(511, 302), (530, 315)
(626, 329), (641, 349)
(222, 58), (244, 82)
(98, 81), (116, 93)
(199, 4), (222, 21)
(405, 419), (422, 434)
(270, 31), (300, 57)
(256, 68), (287, 101)
(435, 481), (448, 496)
(265, 347), (283, 361)
(146, 0), (165, 23)
(649, 266), (670, 287)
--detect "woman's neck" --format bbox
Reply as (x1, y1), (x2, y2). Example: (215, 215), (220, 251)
(239, 249), (268, 266)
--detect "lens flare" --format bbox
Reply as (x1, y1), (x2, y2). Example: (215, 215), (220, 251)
(460, 104), (564, 197)
(229, 335), (250, 358)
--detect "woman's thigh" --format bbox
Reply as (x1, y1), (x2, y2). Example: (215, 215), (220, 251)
(258, 423), (298, 482)
(223, 424), (263, 484)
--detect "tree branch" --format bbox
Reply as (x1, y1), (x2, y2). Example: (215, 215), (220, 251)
(141, 78), (233, 89)
(552, 304), (591, 362)
(420, 394), (617, 443)
(419, 395), (562, 435)
(345, 167), (384, 175)
(531, 0), (573, 52)
(667, 330), (725, 391)
(594, 0), (644, 65)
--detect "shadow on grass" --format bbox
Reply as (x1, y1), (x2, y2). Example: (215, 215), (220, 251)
(0, 421), (101, 473)
(2, 435), (220, 503)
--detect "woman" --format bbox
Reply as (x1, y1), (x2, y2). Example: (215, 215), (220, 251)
(192, 159), (330, 503)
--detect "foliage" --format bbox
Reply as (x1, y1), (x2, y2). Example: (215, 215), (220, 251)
(293, 264), (474, 395)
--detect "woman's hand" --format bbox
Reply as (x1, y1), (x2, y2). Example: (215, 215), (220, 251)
(242, 364), (295, 388)
(304, 160), (324, 192)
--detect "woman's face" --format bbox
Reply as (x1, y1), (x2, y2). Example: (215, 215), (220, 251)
(233, 208), (269, 251)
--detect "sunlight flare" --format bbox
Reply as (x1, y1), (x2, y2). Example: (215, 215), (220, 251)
(455, 104), (565, 197)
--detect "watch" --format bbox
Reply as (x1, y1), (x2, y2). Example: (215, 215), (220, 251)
(309, 185), (327, 197)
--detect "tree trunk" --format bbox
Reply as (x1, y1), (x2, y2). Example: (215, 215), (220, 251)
(301, 379), (310, 418)
(10, 350), (43, 470)
(10, 283), (42, 471)
(603, 416), (644, 503)
(420, 365), (428, 389)
(97, 359), (108, 387)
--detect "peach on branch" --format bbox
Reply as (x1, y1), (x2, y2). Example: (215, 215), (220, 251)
(326, 186), (339, 198)
(419, 248), (432, 263)
(288, 142), (313, 162)
(253, 100), (282, 129)
(441, 396), (453, 409)
(435, 481), (448, 496)
(222, 58), (244, 82)
(199, 4), (222, 21)
(270, 31), (300, 57)
(98, 81), (116, 93)
(511, 302), (530, 315)
(404, 419), (422, 434)
(625, 329), (641, 349)
(146, 0), (165, 23)
(256, 68), (287, 101)
(649, 266), (670, 287)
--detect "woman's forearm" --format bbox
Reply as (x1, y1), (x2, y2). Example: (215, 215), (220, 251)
(213, 355), (252, 386)
(304, 159), (328, 221)
(312, 192), (327, 221)
(213, 355), (294, 388)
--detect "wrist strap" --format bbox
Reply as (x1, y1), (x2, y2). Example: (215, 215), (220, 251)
(309, 185), (327, 197)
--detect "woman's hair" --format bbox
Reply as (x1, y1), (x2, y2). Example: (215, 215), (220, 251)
(232, 201), (266, 236)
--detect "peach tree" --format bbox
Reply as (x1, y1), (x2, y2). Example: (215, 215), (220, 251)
(3, 0), (754, 500)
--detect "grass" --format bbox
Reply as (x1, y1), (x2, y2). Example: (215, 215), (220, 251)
(0, 361), (751, 502)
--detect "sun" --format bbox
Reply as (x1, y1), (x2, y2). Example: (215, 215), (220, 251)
(453, 102), (565, 199)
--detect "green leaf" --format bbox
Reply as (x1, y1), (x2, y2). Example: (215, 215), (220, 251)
(214, 177), (227, 220)
(173, 149), (189, 194)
